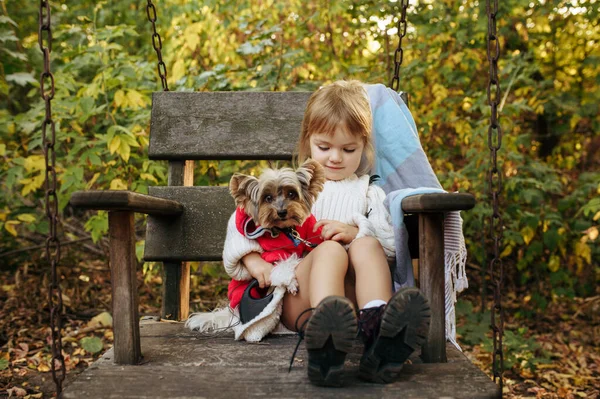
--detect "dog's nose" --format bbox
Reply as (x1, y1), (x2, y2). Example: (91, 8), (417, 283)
(277, 210), (288, 218)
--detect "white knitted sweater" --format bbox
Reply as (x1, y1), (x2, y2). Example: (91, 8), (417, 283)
(222, 174), (395, 279)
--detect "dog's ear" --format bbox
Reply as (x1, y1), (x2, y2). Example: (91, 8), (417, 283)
(296, 159), (326, 204)
(229, 173), (260, 208)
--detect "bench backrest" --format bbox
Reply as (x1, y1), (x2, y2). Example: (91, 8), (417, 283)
(144, 92), (312, 262)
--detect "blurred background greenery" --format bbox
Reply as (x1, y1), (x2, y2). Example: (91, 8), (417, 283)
(1, 0), (598, 307)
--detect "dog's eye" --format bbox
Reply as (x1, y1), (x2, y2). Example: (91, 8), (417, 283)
(287, 191), (297, 199)
(264, 195), (273, 203)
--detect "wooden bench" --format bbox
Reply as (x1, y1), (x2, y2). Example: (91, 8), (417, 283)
(70, 91), (476, 368)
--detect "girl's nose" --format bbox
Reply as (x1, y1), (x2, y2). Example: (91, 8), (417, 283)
(330, 149), (342, 163)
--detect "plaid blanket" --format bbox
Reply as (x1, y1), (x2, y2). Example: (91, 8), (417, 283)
(366, 84), (468, 348)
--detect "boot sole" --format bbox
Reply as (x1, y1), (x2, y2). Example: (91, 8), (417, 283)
(304, 296), (357, 387)
(359, 288), (431, 384)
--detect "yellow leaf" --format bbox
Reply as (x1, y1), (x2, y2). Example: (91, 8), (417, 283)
(24, 155), (45, 172)
(171, 59), (186, 83)
(109, 136), (121, 154)
(548, 255), (560, 272)
(110, 179), (127, 190)
(19, 173), (45, 197)
(575, 241), (591, 264)
(16, 214), (37, 223)
(586, 226), (598, 241)
(125, 90), (146, 110)
(140, 173), (158, 184)
(118, 140), (131, 162)
(4, 220), (20, 237)
(86, 173), (101, 189)
(0, 144), (5, 156)
(500, 245), (512, 258)
(521, 226), (535, 245)
(114, 89), (126, 108)
(593, 211), (600, 222)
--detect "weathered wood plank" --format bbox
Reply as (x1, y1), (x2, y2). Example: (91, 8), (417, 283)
(162, 161), (195, 321)
(62, 320), (500, 398)
(108, 212), (141, 365)
(144, 186), (235, 262)
(70, 190), (183, 215)
(401, 193), (475, 213)
(149, 92), (312, 160)
(418, 213), (446, 363)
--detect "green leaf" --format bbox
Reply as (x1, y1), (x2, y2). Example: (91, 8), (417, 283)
(0, 358), (8, 370)
(5, 72), (36, 86)
(80, 337), (104, 354)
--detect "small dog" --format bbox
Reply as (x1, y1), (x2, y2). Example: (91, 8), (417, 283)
(229, 158), (325, 231)
(226, 159), (326, 312)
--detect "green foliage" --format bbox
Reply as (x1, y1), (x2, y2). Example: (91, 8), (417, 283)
(79, 336), (104, 355)
(457, 300), (552, 370)
(1, 0), (598, 298)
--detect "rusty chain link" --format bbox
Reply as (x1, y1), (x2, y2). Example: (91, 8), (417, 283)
(390, 0), (408, 92)
(38, 0), (65, 394)
(146, 0), (169, 91)
(486, 0), (504, 391)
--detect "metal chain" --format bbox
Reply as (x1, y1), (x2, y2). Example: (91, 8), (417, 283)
(146, 0), (169, 91)
(38, 0), (65, 394)
(390, 0), (408, 92)
(486, 0), (504, 391)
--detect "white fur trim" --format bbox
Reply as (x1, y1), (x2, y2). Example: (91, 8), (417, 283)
(233, 254), (302, 342)
(233, 286), (285, 342)
(270, 254), (300, 294)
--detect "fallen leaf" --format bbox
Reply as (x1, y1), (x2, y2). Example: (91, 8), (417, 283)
(7, 386), (27, 397)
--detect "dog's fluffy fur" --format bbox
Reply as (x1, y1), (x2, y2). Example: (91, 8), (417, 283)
(229, 159), (325, 229)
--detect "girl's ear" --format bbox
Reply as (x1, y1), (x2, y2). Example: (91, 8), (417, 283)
(229, 174), (259, 208)
(296, 159), (325, 204)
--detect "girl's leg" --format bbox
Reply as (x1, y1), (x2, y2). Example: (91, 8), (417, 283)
(282, 241), (356, 387)
(347, 236), (393, 307)
(281, 240), (348, 331)
(348, 237), (430, 384)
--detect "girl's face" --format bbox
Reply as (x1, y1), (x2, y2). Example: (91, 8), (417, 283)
(309, 127), (364, 181)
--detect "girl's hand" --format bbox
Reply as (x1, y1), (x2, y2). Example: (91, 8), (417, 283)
(314, 220), (359, 245)
(242, 252), (273, 288)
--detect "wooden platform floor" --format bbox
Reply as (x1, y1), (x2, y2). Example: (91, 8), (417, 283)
(63, 317), (500, 398)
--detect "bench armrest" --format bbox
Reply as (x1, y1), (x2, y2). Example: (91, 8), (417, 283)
(70, 190), (183, 216)
(401, 193), (475, 213)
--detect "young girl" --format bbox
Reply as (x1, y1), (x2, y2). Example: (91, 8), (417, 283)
(222, 80), (430, 386)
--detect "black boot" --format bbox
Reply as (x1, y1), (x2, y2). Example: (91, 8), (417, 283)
(357, 288), (431, 383)
(291, 296), (357, 387)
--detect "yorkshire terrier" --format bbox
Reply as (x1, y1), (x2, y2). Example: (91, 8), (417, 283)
(185, 160), (326, 341)
(226, 159), (326, 320)
(229, 158), (326, 232)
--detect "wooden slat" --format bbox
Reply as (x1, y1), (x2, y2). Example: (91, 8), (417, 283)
(418, 213), (446, 363)
(144, 186), (235, 262)
(108, 211), (141, 365)
(401, 193), (475, 213)
(162, 160), (195, 321)
(149, 92), (312, 160)
(62, 320), (501, 398)
(70, 190), (183, 216)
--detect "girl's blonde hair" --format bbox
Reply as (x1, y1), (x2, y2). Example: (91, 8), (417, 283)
(296, 80), (374, 177)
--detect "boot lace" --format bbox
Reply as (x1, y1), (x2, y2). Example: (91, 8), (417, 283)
(288, 307), (314, 372)
(357, 305), (385, 346)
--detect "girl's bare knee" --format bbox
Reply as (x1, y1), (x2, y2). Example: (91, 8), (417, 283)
(313, 240), (348, 271)
(349, 236), (382, 254)
(315, 240), (347, 257)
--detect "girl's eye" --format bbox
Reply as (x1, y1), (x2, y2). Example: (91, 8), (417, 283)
(318, 146), (329, 151)
(287, 191), (297, 199)
(264, 195), (273, 203)
(344, 149), (356, 153)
